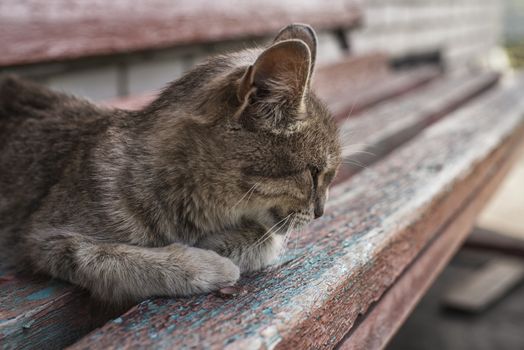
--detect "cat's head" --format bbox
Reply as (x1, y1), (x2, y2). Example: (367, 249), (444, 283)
(149, 24), (341, 234)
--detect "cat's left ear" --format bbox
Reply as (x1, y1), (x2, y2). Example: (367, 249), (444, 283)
(273, 23), (317, 81)
(237, 39), (312, 111)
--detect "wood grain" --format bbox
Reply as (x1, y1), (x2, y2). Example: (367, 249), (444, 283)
(0, 271), (118, 350)
(337, 122), (524, 349)
(335, 71), (500, 183)
(69, 76), (524, 349)
(0, 0), (361, 67)
(318, 66), (441, 121)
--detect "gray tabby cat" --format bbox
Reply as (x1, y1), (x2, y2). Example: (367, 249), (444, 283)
(0, 24), (341, 304)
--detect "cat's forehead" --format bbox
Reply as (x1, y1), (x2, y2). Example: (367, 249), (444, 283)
(280, 116), (340, 163)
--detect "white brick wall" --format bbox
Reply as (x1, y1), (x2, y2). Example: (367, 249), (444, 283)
(46, 65), (120, 101)
(351, 0), (503, 70)
(505, 0), (524, 42)
(126, 54), (188, 96)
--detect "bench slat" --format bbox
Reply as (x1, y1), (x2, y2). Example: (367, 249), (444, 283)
(335, 71), (500, 182)
(0, 271), (115, 350)
(0, 71), (501, 349)
(0, 0), (361, 67)
(316, 64), (441, 120)
(69, 76), (524, 349)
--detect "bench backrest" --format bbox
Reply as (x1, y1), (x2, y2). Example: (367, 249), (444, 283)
(0, 0), (361, 67)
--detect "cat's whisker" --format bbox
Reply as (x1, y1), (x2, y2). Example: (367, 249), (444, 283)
(343, 159), (363, 165)
(253, 218), (288, 249)
(231, 182), (259, 210)
(343, 149), (376, 157)
(341, 143), (373, 151)
(341, 102), (357, 125)
(292, 222), (301, 253)
(341, 160), (369, 169)
(245, 182), (259, 203)
(268, 224), (292, 271)
(340, 143), (373, 153)
(250, 214), (291, 250)
(275, 216), (295, 266)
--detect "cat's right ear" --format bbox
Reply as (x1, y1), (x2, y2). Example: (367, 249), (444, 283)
(237, 39), (312, 110)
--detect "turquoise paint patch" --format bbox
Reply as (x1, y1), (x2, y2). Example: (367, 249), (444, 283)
(22, 320), (35, 329)
(113, 317), (123, 324)
(262, 307), (273, 316)
(26, 287), (55, 301)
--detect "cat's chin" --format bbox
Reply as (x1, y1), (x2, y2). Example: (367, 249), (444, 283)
(291, 219), (312, 232)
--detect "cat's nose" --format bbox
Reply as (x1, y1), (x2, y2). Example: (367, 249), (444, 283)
(313, 193), (325, 219)
(314, 203), (324, 219)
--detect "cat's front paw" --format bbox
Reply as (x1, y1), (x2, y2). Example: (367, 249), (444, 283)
(233, 233), (285, 273)
(182, 247), (240, 294)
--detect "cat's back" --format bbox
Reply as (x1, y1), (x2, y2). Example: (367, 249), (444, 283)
(0, 75), (113, 237)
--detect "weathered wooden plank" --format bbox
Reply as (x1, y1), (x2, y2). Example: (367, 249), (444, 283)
(69, 75), (524, 349)
(335, 71), (500, 183)
(0, 0), (361, 67)
(319, 66), (441, 121)
(0, 71), (500, 349)
(0, 269), (119, 350)
(338, 125), (523, 349)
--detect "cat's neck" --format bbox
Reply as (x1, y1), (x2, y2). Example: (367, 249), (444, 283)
(93, 112), (237, 246)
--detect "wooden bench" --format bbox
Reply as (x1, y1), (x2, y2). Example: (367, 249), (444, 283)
(2, 1), (524, 349)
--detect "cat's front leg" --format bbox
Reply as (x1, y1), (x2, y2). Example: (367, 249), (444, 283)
(23, 229), (240, 304)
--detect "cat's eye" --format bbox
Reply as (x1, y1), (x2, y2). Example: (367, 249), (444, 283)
(324, 170), (336, 185)
(309, 166), (320, 188)
(309, 166), (320, 178)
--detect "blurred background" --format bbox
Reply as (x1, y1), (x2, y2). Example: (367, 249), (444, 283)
(1, 0), (524, 349)
(2, 0), (523, 101)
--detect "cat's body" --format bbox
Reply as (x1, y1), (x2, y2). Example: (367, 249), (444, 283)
(0, 24), (341, 304)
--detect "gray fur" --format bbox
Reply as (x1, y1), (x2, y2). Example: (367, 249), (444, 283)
(0, 24), (341, 304)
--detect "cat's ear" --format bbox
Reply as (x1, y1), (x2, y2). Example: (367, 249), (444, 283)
(237, 39), (311, 110)
(273, 23), (317, 80)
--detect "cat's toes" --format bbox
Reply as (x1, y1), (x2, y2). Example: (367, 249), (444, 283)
(184, 247), (240, 293)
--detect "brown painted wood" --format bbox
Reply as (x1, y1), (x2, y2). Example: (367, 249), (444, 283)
(317, 65), (441, 121)
(0, 270), (120, 350)
(337, 127), (524, 350)
(0, 0), (361, 67)
(69, 76), (524, 349)
(334, 71), (500, 183)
